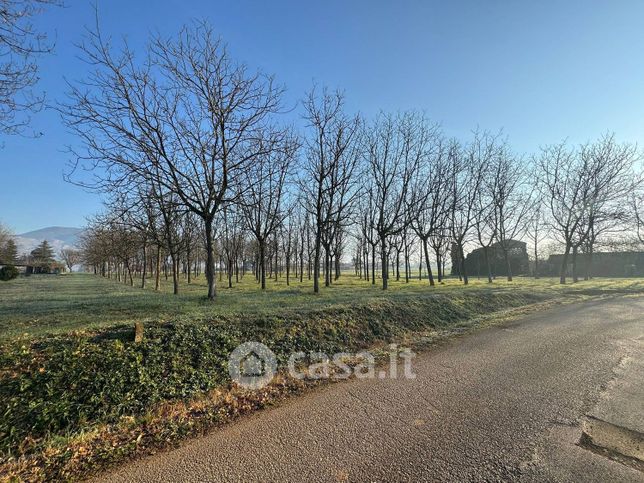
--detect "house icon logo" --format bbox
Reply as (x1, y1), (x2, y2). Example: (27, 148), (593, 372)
(228, 341), (277, 390)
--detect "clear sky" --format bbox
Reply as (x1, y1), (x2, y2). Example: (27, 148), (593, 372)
(1, 0), (644, 233)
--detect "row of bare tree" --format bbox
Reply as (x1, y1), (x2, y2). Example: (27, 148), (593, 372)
(64, 22), (644, 299)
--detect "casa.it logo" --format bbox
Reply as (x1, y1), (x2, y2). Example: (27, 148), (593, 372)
(228, 341), (277, 390)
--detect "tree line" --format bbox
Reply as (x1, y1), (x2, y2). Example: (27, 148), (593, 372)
(61, 22), (644, 299)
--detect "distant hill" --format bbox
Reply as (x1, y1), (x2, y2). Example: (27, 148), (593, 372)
(14, 226), (84, 256)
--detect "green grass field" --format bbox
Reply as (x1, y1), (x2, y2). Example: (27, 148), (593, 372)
(2, 272), (643, 339)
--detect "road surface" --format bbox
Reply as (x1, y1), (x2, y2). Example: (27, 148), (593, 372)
(97, 296), (644, 482)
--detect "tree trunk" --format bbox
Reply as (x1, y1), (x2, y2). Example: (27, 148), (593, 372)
(141, 243), (147, 289)
(534, 239), (539, 279)
(125, 260), (133, 286)
(364, 248), (369, 282)
(170, 254), (179, 295)
(586, 243), (594, 280)
(286, 248), (291, 286)
(482, 246), (493, 283)
(259, 241), (267, 290)
(559, 244), (570, 284)
(404, 244), (410, 283)
(435, 248), (443, 282)
(186, 250), (192, 284)
(313, 233), (322, 293)
(393, 249), (399, 281)
(459, 243), (469, 285)
(155, 246), (161, 291)
(275, 239), (279, 282)
(422, 239), (435, 286)
(503, 246), (513, 282)
(324, 246), (331, 287)
(371, 244), (376, 285)
(204, 218), (217, 299)
(381, 236), (388, 290)
(572, 245), (579, 283)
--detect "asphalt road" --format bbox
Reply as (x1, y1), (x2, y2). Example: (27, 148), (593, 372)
(98, 296), (644, 482)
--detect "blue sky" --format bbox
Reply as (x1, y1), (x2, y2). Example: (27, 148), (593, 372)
(1, 0), (644, 233)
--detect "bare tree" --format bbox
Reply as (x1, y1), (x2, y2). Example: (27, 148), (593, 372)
(301, 87), (361, 293)
(180, 212), (201, 284)
(408, 126), (447, 286)
(573, 135), (638, 280)
(0, 0), (60, 135)
(365, 112), (422, 290)
(358, 190), (379, 285)
(535, 142), (584, 284)
(61, 21), (285, 299)
(82, 216), (141, 285)
(448, 133), (493, 285)
(429, 227), (450, 282)
(219, 206), (244, 289)
(490, 142), (532, 282)
(524, 192), (550, 278)
(471, 160), (496, 283)
(320, 131), (361, 286)
(59, 247), (81, 272)
(537, 135), (638, 283)
(239, 135), (297, 289)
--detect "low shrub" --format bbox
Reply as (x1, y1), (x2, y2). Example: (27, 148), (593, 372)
(0, 265), (19, 281)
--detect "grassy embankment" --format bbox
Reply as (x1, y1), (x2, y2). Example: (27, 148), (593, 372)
(1, 273), (642, 480)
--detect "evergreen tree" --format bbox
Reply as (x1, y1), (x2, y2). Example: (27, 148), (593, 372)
(0, 239), (18, 265)
(31, 240), (55, 265)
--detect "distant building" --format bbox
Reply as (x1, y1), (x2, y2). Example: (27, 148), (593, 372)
(0, 260), (65, 275)
(463, 240), (529, 277)
(546, 252), (644, 277)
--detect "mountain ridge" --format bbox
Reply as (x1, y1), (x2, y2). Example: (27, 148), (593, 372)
(14, 226), (84, 255)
